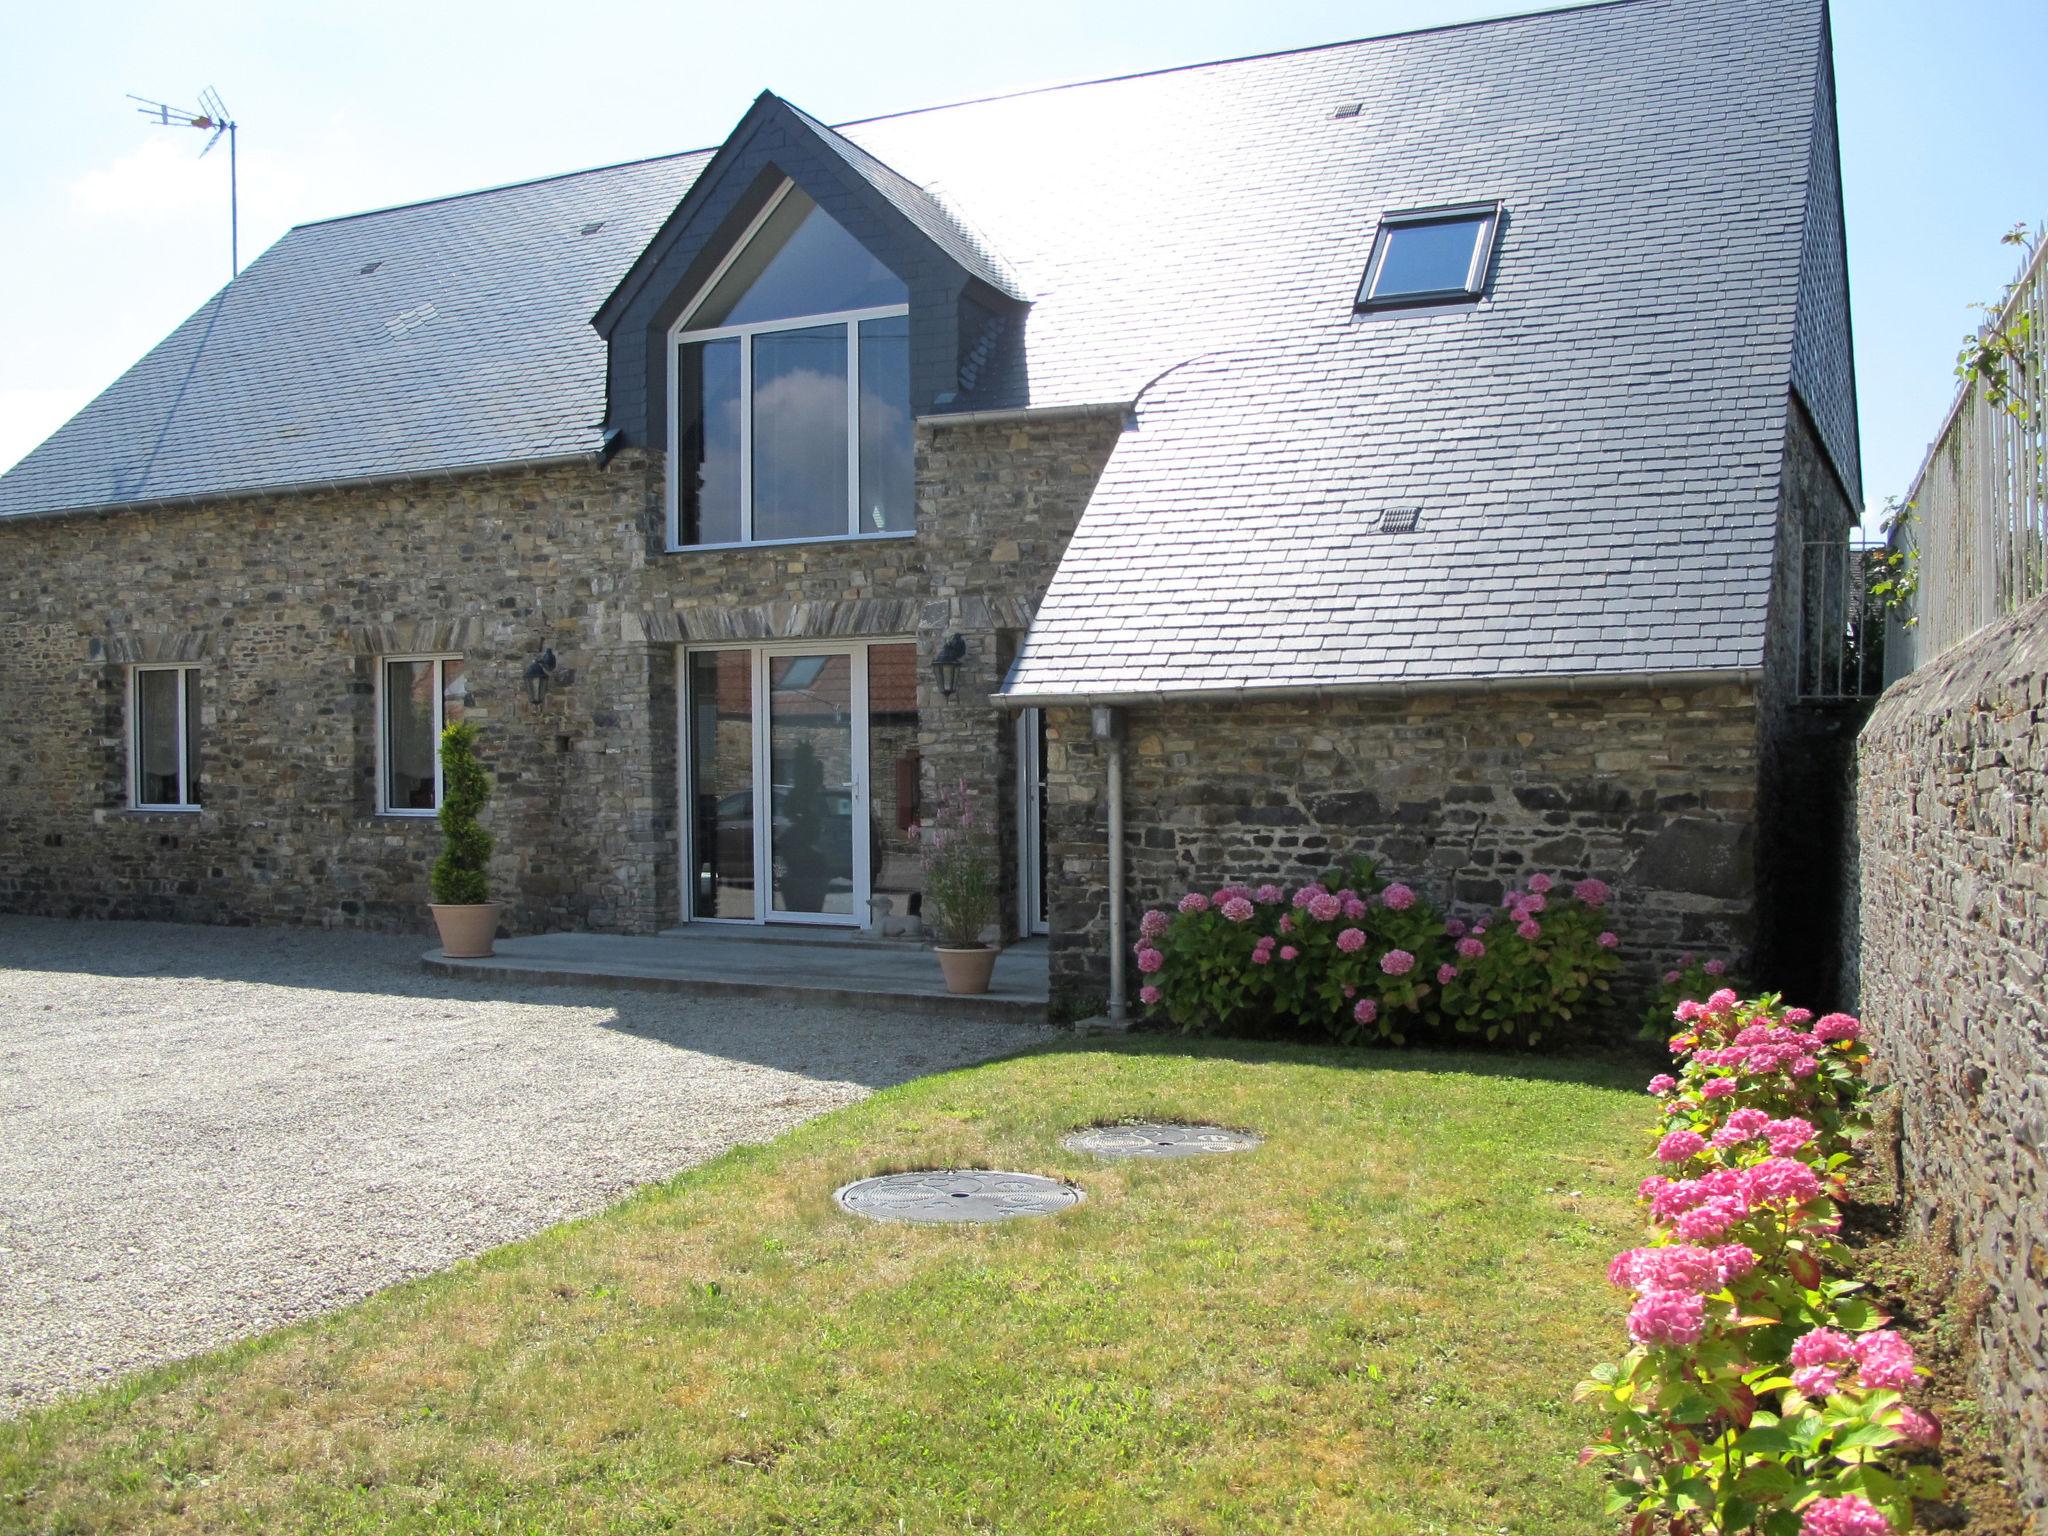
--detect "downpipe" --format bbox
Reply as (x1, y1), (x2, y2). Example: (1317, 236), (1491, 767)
(1094, 705), (1127, 1025)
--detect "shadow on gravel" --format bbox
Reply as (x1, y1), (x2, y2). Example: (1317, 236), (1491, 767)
(0, 915), (1046, 1092)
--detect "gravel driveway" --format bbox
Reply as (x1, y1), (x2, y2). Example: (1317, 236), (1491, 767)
(0, 916), (1047, 1414)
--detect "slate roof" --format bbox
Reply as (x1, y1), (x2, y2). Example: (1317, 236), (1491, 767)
(0, 0), (1853, 696)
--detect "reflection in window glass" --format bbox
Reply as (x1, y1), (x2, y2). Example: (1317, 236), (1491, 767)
(859, 314), (913, 533)
(752, 325), (847, 542)
(382, 656), (464, 812)
(134, 666), (198, 808)
(688, 650), (755, 919)
(677, 338), (742, 545)
(690, 189), (906, 329)
(866, 643), (921, 922)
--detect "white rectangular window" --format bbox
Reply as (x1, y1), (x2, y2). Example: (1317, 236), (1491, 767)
(131, 665), (201, 810)
(379, 656), (468, 814)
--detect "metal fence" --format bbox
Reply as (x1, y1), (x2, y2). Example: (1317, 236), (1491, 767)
(1798, 538), (1889, 701)
(1890, 237), (2048, 676)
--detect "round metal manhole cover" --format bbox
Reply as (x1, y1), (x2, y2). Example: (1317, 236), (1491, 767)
(1062, 1122), (1263, 1159)
(834, 1169), (1086, 1224)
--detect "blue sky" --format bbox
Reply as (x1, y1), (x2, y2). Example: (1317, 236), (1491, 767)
(1, 0), (2041, 530)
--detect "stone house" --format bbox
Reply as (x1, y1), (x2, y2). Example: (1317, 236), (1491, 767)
(0, 0), (1859, 1015)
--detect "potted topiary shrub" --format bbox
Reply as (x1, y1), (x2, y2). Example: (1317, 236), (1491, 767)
(920, 784), (999, 994)
(428, 719), (499, 958)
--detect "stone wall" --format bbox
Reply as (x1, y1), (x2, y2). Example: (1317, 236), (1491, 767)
(1042, 681), (1766, 1014)
(0, 412), (1123, 940)
(1857, 590), (2048, 1514)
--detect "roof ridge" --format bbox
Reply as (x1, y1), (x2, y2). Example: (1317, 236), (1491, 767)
(831, 0), (1647, 129)
(284, 0), (1647, 237)
(289, 145), (719, 233)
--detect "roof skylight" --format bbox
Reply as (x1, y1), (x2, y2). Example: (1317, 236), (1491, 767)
(1356, 202), (1500, 309)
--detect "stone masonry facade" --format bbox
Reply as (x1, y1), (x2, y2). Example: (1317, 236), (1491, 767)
(0, 412), (1123, 939)
(1041, 682), (1769, 1014)
(1857, 589), (2048, 1516)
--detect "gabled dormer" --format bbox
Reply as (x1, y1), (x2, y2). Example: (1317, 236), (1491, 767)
(594, 93), (1028, 549)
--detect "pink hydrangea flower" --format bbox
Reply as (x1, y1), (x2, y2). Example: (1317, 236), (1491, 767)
(1742, 1157), (1821, 1207)
(1253, 883), (1284, 905)
(1791, 1364), (1842, 1398)
(1815, 1012), (1861, 1044)
(1381, 882), (1416, 911)
(1437, 963), (1458, 985)
(1573, 878), (1611, 907)
(1597, 931), (1619, 949)
(1138, 984), (1161, 1006)
(1336, 926), (1367, 954)
(1895, 1405), (1941, 1447)
(1791, 1055), (1818, 1078)
(1711, 1243), (1757, 1284)
(1219, 896), (1255, 924)
(1278, 914), (1293, 934)
(1177, 892), (1210, 914)
(1608, 1244), (1721, 1295)
(1673, 1198), (1749, 1241)
(1279, 945), (1298, 961)
(1789, 1328), (1857, 1368)
(1701, 1077), (1737, 1100)
(1852, 1330), (1918, 1390)
(1307, 893), (1342, 922)
(1763, 1117), (1815, 1155)
(1706, 988), (1739, 1013)
(1343, 985), (1356, 998)
(1656, 1130), (1707, 1163)
(1353, 997), (1379, 1026)
(1379, 949), (1415, 977)
(1664, 968), (1683, 984)
(1291, 883), (1326, 910)
(1456, 936), (1485, 959)
(1626, 1289), (1704, 1347)
(1516, 918), (1542, 941)
(1799, 1494), (1892, 1536)
(1783, 1007), (1814, 1026)
(1637, 1174), (1671, 1203)
(1527, 873), (1553, 894)
(1471, 923), (1487, 937)
(1250, 948), (1271, 966)
(1523, 893), (1549, 915)
(1647, 1074), (1678, 1096)
(1139, 909), (1171, 938)
(1444, 917), (1468, 937)
(1342, 895), (1369, 920)
(1709, 1108), (1771, 1149)
(1703, 958), (1728, 976)
(1213, 885), (1251, 906)
(1135, 947), (1164, 975)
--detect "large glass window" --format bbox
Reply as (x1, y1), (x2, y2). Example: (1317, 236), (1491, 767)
(381, 656), (467, 813)
(132, 665), (200, 809)
(671, 185), (913, 547)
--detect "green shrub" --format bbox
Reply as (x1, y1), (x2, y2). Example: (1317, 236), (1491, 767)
(430, 720), (493, 906)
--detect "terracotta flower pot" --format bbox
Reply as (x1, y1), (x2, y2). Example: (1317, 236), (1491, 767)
(430, 902), (501, 959)
(935, 945), (999, 995)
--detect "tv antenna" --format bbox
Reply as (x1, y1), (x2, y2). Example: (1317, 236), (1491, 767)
(128, 88), (240, 279)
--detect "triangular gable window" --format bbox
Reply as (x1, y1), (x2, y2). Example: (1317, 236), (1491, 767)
(670, 183), (913, 548)
(686, 187), (906, 330)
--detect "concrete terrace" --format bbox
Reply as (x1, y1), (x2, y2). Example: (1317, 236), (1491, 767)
(423, 929), (1050, 1022)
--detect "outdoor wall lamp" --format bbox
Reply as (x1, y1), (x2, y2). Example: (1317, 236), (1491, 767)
(523, 648), (558, 706)
(932, 633), (968, 698)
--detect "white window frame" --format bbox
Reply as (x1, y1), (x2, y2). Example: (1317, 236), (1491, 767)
(664, 180), (915, 552)
(128, 664), (201, 811)
(677, 638), (925, 927)
(376, 654), (464, 817)
(1355, 200), (1502, 309)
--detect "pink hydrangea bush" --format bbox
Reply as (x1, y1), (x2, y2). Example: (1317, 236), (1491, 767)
(1578, 996), (1943, 1534)
(1434, 872), (1622, 1045)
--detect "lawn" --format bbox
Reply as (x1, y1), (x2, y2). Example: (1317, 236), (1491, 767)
(1, 1036), (1649, 1535)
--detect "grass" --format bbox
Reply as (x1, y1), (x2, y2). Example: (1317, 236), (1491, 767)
(1, 1036), (1651, 1535)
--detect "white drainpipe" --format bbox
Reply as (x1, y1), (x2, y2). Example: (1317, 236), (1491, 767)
(1093, 705), (1127, 1024)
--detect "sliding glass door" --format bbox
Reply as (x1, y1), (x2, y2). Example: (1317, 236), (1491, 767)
(683, 642), (919, 926)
